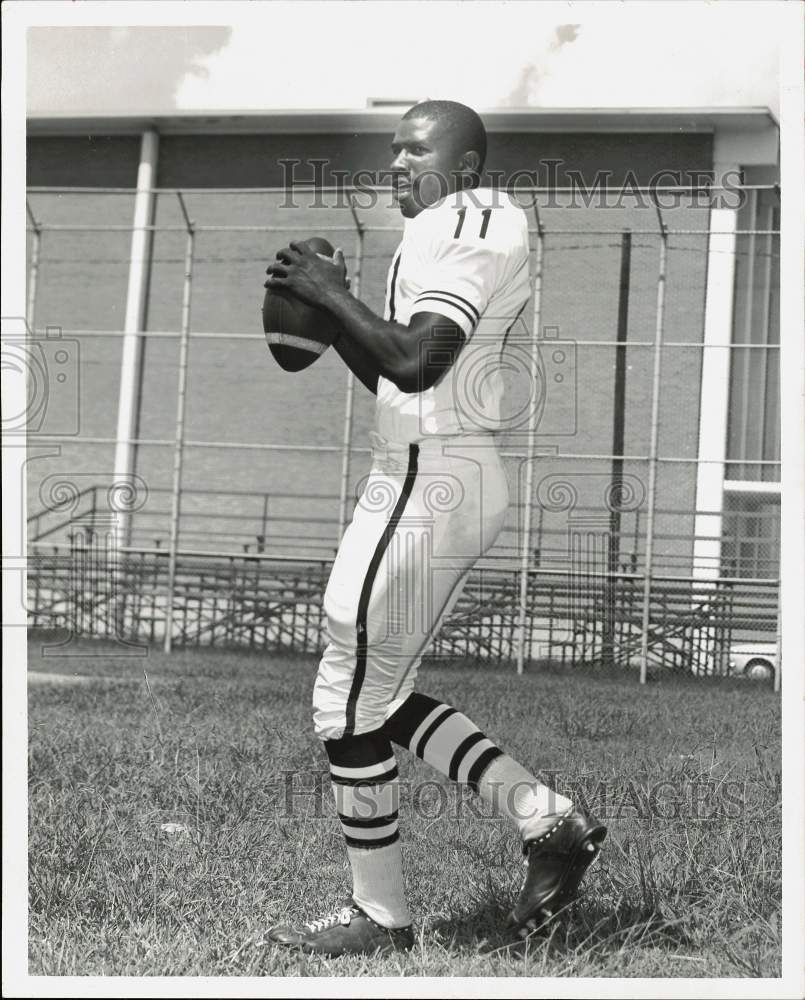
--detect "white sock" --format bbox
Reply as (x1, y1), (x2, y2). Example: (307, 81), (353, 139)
(348, 840), (411, 929)
(476, 754), (574, 842)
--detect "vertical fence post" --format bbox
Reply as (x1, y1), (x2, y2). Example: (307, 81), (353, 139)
(604, 228), (632, 665)
(515, 203), (546, 675)
(164, 191), (195, 653)
(259, 493), (269, 552)
(336, 194), (365, 543)
(639, 203), (669, 684)
(774, 588), (781, 694)
(26, 200), (42, 331)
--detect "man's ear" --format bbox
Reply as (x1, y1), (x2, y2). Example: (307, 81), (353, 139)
(459, 150), (481, 176)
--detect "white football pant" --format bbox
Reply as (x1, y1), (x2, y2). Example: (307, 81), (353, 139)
(313, 432), (509, 740)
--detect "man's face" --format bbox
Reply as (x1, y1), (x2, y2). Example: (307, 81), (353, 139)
(390, 116), (468, 218)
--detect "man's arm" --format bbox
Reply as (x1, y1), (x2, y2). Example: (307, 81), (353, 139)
(327, 295), (465, 394)
(332, 327), (380, 394)
(266, 242), (465, 394)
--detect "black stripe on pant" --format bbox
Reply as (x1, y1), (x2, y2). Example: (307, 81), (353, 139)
(343, 443), (419, 737)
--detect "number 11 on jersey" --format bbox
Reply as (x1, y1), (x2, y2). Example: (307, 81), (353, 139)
(454, 207), (492, 240)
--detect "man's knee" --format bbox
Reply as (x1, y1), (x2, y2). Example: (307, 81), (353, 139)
(312, 692), (390, 742)
(312, 651), (351, 741)
(311, 647), (387, 741)
(313, 630), (410, 739)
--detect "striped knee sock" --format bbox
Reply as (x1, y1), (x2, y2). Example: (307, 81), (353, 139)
(324, 730), (411, 929)
(384, 693), (573, 842)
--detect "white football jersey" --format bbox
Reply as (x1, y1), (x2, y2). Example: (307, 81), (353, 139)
(376, 186), (531, 443)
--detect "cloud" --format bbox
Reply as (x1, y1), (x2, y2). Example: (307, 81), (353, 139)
(25, 3), (783, 116)
(174, 4), (544, 111)
(552, 24), (581, 49)
(174, 2), (781, 115)
(27, 26), (232, 112)
(510, 4), (780, 113)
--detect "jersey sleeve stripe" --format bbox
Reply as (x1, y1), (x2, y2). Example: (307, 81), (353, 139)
(413, 295), (477, 329)
(416, 289), (480, 323)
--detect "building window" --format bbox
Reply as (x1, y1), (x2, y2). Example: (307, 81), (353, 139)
(725, 182), (780, 483)
(721, 489), (780, 580)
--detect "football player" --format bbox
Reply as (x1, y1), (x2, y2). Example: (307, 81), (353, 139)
(263, 100), (606, 956)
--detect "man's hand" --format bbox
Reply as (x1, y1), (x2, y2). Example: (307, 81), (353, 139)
(265, 241), (349, 308)
(266, 240), (466, 394)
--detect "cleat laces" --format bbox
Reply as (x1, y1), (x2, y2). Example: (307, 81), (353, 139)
(304, 905), (358, 933)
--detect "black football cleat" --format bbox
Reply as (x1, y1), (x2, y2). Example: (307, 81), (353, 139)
(267, 900), (414, 956)
(509, 808), (607, 936)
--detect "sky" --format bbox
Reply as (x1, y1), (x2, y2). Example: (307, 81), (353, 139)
(26, 1), (783, 116)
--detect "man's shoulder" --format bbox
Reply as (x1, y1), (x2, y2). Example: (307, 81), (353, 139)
(456, 186), (528, 213)
(427, 187), (529, 224)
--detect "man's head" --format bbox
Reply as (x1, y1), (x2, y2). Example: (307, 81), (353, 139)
(390, 100), (487, 218)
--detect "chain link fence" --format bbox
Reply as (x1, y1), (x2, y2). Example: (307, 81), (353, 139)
(22, 183), (780, 682)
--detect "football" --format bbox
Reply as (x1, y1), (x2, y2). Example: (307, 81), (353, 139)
(263, 237), (341, 372)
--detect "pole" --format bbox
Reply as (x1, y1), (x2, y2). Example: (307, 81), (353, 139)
(757, 201), (776, 470)
(639, 207), (669, 684)
(336, 195), (364, 543)
(114, 129), (159, 546)
(737, 189), (758, 475)
(604, 229), (631, 665)
(163, 192), (194, 653)
(692, 205), (738, 580)
(26, 200), (42, 331)
(515, 204), (545, 675)
(774, 588), (781, 694)
(259, 494), (269, 552)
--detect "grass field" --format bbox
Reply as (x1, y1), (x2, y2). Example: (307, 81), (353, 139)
(27, 636), (781, 978)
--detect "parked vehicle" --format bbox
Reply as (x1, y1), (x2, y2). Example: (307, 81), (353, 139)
(728, 642), (778, 681)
